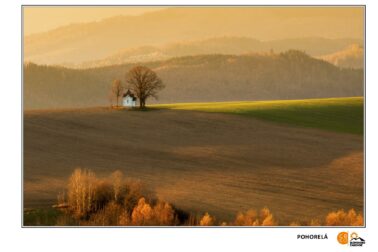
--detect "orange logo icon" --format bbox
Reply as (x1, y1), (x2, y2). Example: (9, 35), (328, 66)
(337, 232), (349, 245)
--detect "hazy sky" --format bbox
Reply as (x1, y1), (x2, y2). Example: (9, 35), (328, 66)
(23, 7), (165, 35)
(24, 6), (364, 65)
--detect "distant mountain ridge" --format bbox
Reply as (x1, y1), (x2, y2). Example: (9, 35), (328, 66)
(318, 44), (364, 69)
(24, 7), (364, 65)
(74, 37), (363, 68)
(24, 51), (363, 109)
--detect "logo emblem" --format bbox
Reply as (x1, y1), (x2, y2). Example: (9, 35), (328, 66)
(350, 232), (365, 247)
(337, 232), (349, 245)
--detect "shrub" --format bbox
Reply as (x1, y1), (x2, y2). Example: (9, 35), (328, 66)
(308, 218), (321, 226)
(199, 212), (215, 226)
(260, 207), (276, 226)
(325, 209), (363, 226)
(234, 207), (277, 226)
(153, 201), (177, 226)
(130, 198), (177, 226)
(131, 197), (154, 225)
(234, 209), (258, 226)
(289, 221), (301, 226)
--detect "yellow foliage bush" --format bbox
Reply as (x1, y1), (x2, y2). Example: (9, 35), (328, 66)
(234, 207), (277, 226)
(131, 197), (154, 225)
(289, 221), (301, 226)
(199, 212), (215, 226)
(325, 209), (363, 226)
(153, 201), (176, 225)
(131, 198), (177, 226)
(308, 218), (321, 226)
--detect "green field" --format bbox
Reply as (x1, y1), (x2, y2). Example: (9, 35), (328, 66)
(154, 97), (364, 134)
(24, 208), (62, 226)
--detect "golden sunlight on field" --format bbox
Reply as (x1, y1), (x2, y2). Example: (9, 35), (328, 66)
(24, 108), (363, 225)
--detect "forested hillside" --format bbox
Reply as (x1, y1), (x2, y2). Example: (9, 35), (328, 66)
(24, 51), (363, 109)
(77, 37), (363, 68)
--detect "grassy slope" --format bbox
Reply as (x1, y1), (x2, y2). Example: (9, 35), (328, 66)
(154, 97), (364, 134)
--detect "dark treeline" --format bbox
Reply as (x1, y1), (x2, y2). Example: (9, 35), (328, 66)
(24, 51), (363, 110)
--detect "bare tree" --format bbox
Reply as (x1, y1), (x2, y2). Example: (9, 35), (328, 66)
(126, 66), (164, 108)
(111, 79), (123, 107)
(111, 170), (123, 203)
(107, 90), (115, 108)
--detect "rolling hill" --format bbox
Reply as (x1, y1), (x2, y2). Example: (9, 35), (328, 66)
(24, 51), (363, 110)
(24, 7), (364, 65)
(154, 97), (364, 134)
(319, 44), (364, 69)
(76, 37), (363, 68)
(24, 102), (363, 223)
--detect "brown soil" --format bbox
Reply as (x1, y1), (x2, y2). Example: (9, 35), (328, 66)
(24, 107), (364, 224)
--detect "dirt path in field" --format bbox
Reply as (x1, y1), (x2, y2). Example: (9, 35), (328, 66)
(24, 108), (363, 224)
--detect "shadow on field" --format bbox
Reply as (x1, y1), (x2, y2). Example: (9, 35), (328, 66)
(23, 107), (363, 223)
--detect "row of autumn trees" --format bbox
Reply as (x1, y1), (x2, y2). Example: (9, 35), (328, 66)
(54, 168), (279, 225)
(110, 65), (165, 109)
(51, 168), (363, 226)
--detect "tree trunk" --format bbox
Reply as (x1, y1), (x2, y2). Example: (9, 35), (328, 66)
(139, 98), (143, 109)
(116, 96), (119, 107)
